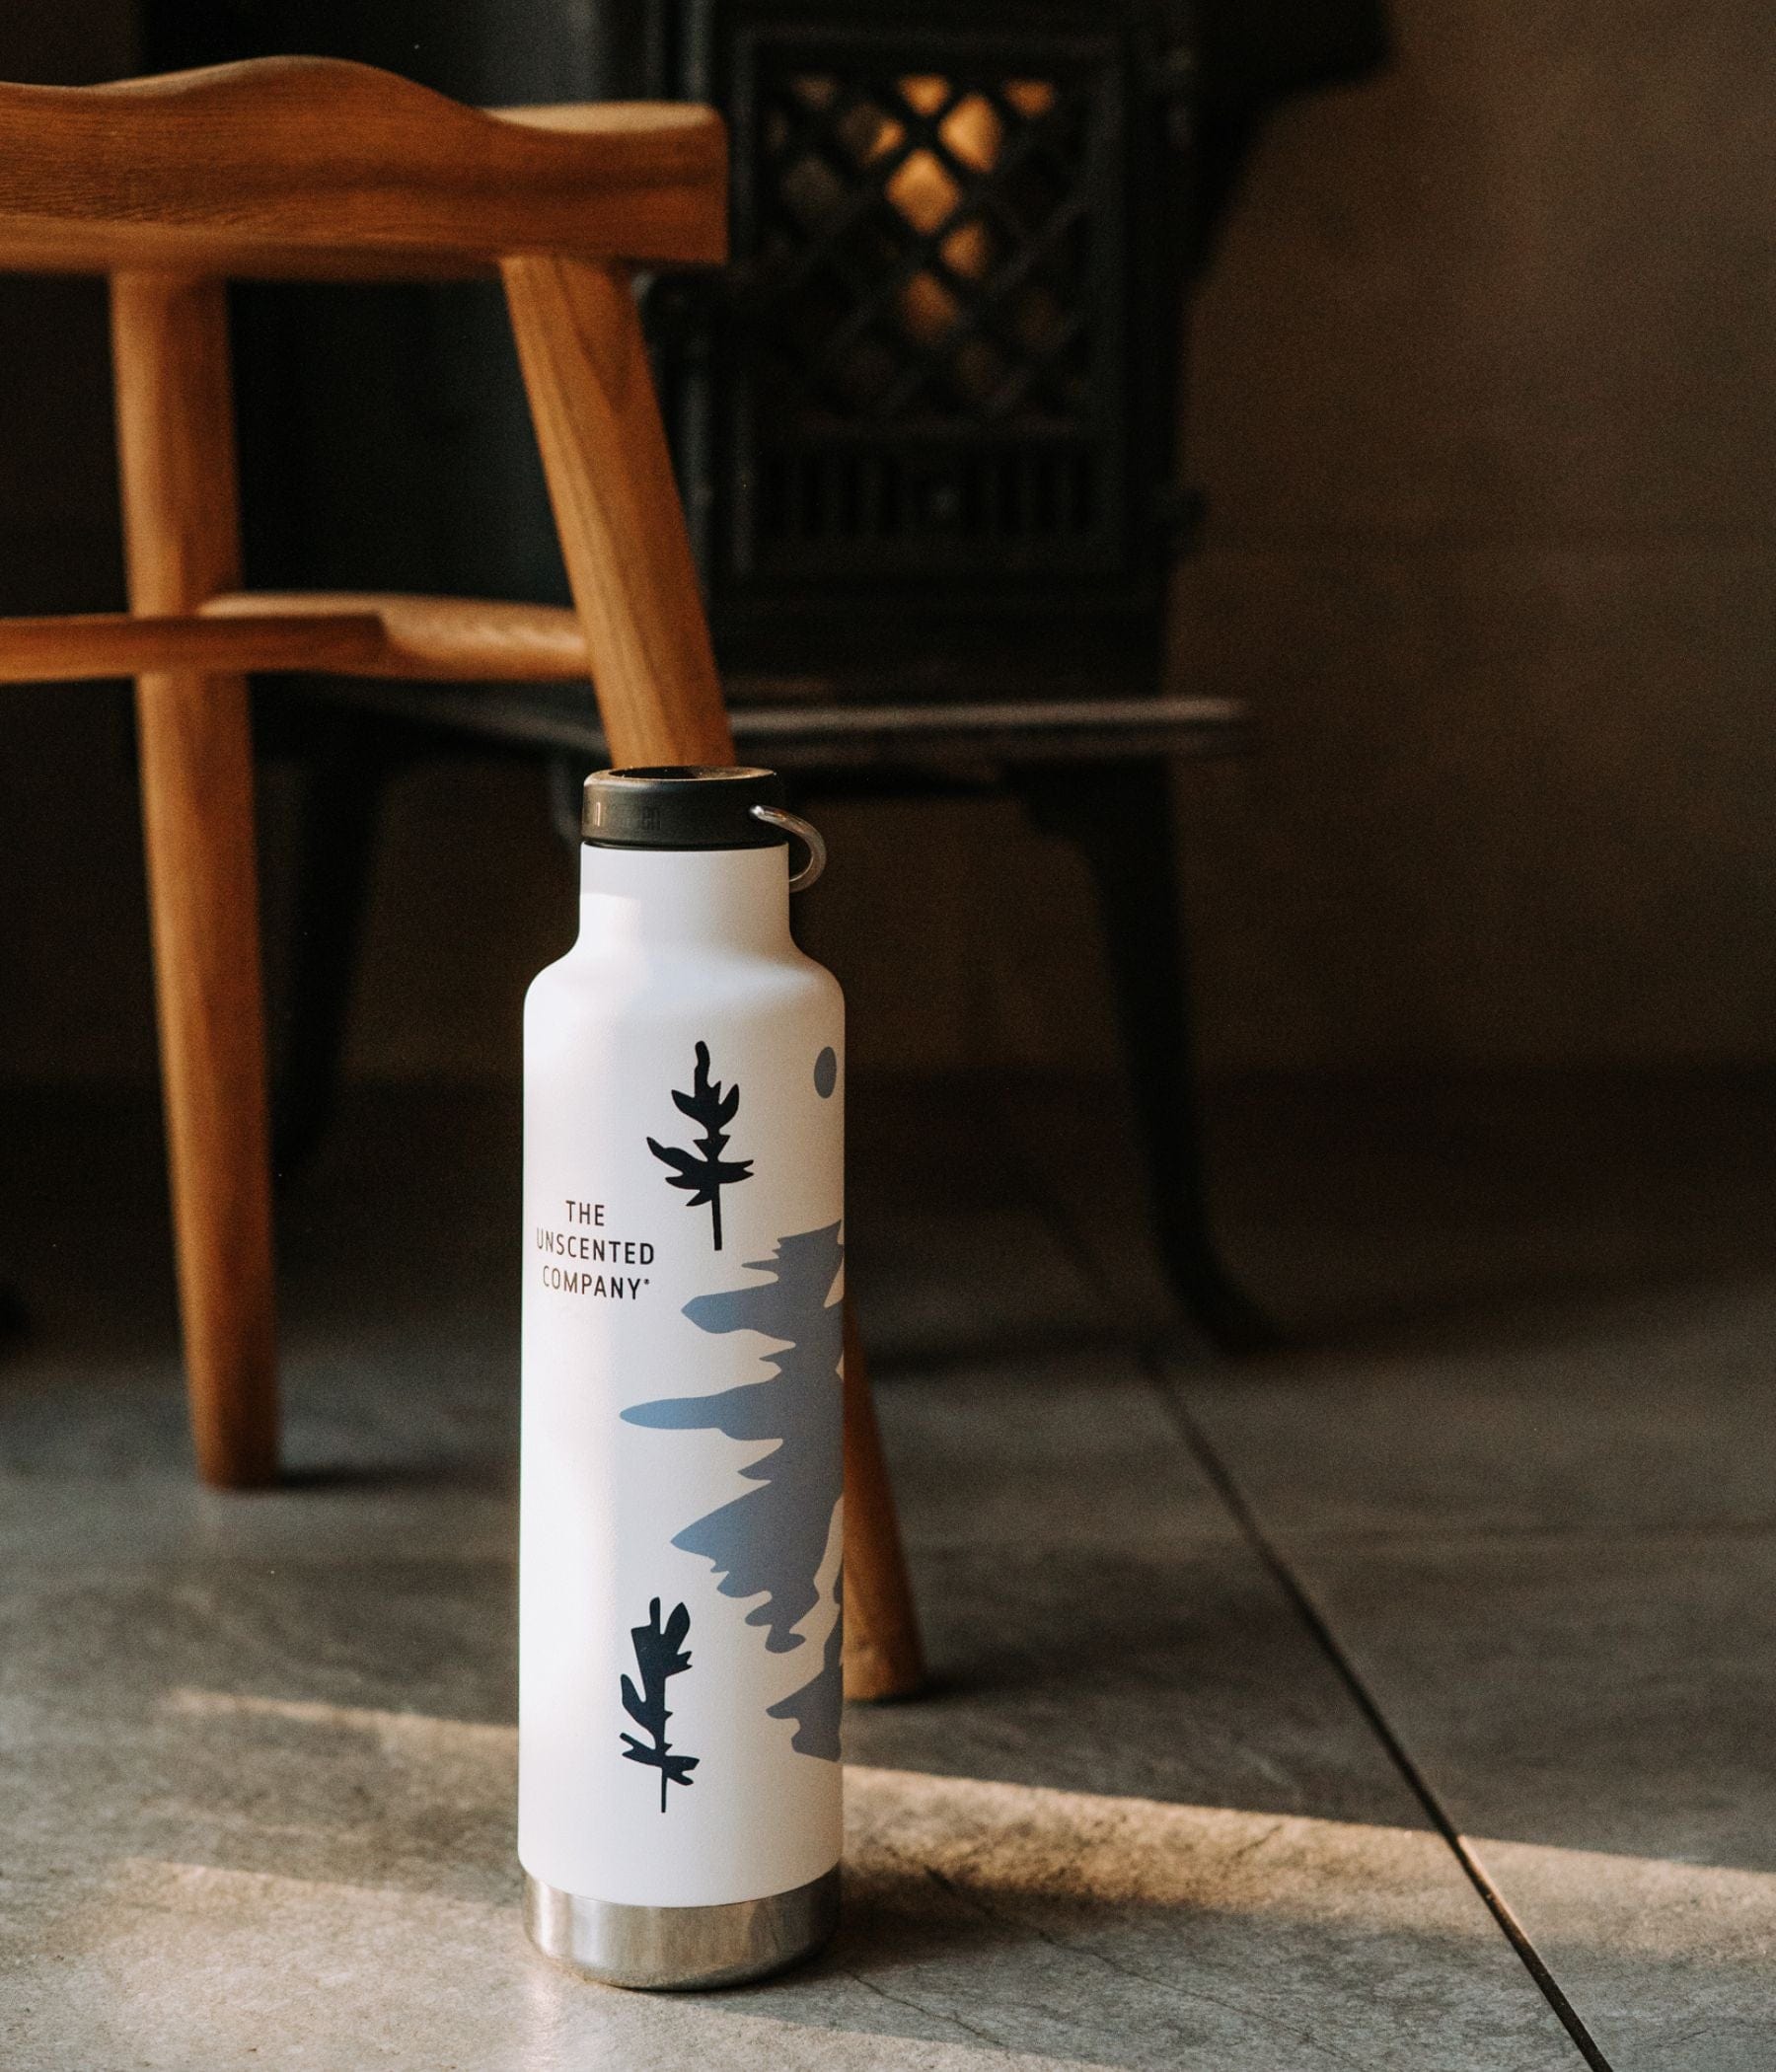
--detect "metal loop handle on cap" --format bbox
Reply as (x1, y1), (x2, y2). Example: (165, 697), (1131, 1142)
(749, 804), (827, 892)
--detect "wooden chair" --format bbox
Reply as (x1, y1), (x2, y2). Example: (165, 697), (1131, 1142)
(0, 56), (920, 1700)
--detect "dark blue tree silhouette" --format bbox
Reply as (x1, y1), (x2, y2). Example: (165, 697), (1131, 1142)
(647, 1041), (753, 1250)
(622, 1222), (844, 1761)
(620, 1598), (700, 1811)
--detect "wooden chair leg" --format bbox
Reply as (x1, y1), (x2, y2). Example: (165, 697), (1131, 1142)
(840, 1300), (925, 1698)
(503, 254), (924, 1696)
(499, 254), (731, 768)
(111, 272), (277, 1487)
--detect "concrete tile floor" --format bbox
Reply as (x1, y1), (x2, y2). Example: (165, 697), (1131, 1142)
(1, 1070), (1771, 2068)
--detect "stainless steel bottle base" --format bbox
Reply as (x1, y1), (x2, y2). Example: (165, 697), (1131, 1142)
(523, 1866), (840, 1990)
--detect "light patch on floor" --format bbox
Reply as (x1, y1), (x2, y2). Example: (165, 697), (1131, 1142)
(164, 1686), (516, 1761)
(134, 1709), (1776, 1979)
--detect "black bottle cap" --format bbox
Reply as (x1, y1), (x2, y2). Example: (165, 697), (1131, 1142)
(581, 765), (789, 850)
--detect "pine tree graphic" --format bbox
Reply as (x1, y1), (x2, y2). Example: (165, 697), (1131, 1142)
(620, 1598), (700, 1811)
(647, 1041), (754, 1250)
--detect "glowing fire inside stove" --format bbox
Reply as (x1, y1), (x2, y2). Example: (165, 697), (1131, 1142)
(786, 73), (1059, 349)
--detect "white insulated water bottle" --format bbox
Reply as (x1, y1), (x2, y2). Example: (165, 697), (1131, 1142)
(520, 766), (844, 1988)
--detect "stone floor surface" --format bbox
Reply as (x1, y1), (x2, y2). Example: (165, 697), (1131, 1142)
(1, 1070), (1772, 2068)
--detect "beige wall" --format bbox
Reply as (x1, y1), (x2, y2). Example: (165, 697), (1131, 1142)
(1173, 0), (1776, 1072)
(2, 2), (1772, 1086)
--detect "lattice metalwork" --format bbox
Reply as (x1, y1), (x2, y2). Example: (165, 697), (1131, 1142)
(728, 31), (1126, 580)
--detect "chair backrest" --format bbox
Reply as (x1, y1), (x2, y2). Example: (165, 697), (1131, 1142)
(0, 55), (725, 280)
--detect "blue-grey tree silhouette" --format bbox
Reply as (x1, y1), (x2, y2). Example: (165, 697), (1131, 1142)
(767, 1569), (844, 1760)
(622, 1221), (844, 1761)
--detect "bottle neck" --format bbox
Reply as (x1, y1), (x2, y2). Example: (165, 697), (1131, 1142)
(577, 842), (794, 955)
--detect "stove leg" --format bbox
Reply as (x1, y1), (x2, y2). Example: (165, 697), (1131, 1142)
(272, 712), (393, 1174)
(1023, 757), (1274, 1354)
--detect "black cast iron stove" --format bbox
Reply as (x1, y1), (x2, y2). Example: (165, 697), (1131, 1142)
(635, 0), (1197, 692)
(146, 0), (1388, 1343)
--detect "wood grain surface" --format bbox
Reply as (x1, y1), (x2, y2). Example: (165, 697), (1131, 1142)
(0, 58), (725, 278)
(111, 272), (278, 1488)
(841, 1302), (926, 1700)
(503, 254), (735, 767)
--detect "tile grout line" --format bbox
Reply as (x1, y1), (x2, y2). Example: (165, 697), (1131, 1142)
(985, 1082), (1609, 2063)
(1146, 1353), (1614, 2072)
